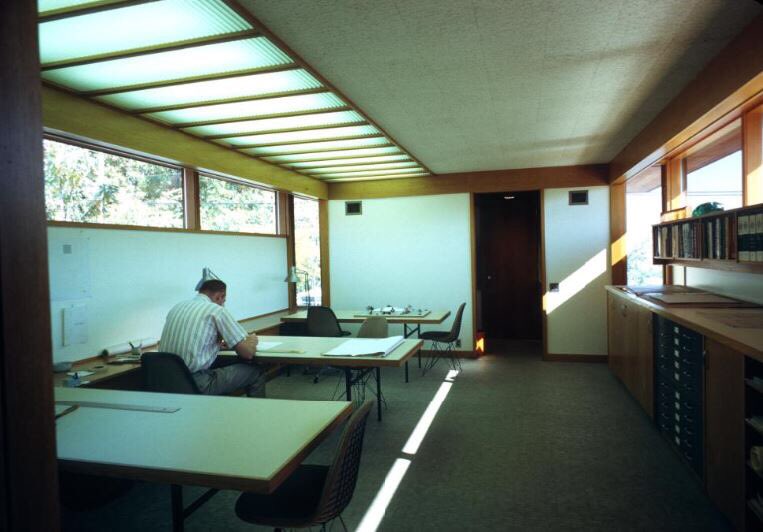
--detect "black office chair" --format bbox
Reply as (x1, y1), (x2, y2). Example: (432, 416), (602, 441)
(235, 401), (373, 531)
(142, 352), (201, 395)
(420, 303), (466, 373)
(306, 306), (351, 384)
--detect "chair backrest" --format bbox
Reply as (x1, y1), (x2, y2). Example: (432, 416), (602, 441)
(306, 306), (344, 337)
(142, 352), (201, 395)
(443, 302), (466, 343)
(357, 316), (388, 338)
(311, 401), (373, 524)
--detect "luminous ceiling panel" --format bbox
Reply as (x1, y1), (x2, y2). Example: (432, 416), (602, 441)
(222, 125), (379, 147)
(182, 110), (365, 137)
(243, 136), (388, 156)
(43, 37), (291, 92)
(98, 69), (320, 110)
(264, 146), (403, 163)
(317, 168), (428, 179)
(287, 154), (412, 168)
(308, 162), (420, 174)
(39, 0), (102, 14)
(323, 172), (429, 182)
(148, 92), (344, 125)
(40, 0), (249, 65)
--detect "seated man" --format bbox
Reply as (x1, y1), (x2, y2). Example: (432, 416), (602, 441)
(159, 279), (265, 397)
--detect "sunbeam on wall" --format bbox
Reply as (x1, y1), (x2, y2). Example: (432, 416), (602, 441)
(543, 248), (607, 315)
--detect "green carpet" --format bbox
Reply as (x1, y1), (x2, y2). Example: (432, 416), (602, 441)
(61, 345), (730, 531)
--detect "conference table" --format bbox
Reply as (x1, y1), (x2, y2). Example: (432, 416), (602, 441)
(55, 387), (351, 532)
(249, 335), (424, 421)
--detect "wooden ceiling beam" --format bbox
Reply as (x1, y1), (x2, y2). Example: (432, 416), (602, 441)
(169, 106), (354, 129)
(253, 140), (392, 157)
(296, 158), (413, 170)
(133, 88), (330, 115)
(278, 151), (406, 165)
(204, 121), (369, 140)
(229, 133), (384, 150)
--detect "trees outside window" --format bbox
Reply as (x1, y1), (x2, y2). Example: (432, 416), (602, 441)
(293, 196), (321, 306)
(199, 174), (276, 234)
(43, 139), (183, 228)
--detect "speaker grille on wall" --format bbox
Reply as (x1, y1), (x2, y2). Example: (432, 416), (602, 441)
(345, 201), (362, 215)
(568, 190), (588, 205)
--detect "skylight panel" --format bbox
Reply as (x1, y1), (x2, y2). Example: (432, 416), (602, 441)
(40, 0), (250, 66)
(316, 168), (428, 179)
(147, 92), (345, 125)
(222, 125), (380, 147)
(321, 172), (429, 181)
(287, 154), (412, 168)
(264, 146), (403, 163)
(308, 162), (420, 174)
(97, 69), (321, 110)
(39, 0), (103, 15)
(243, 136), (388, 156)
(43, 37), (290, 92)
(182, 111), (365, 137)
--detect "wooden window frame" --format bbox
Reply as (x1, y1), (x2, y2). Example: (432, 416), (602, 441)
(289, 194), (327, 310)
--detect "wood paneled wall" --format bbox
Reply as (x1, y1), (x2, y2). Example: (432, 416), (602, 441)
(0, 0), (60, 529)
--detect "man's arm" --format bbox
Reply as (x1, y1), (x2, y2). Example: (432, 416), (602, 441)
(233, 334), (258, 360)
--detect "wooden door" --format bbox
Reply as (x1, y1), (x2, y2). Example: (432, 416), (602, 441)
(476, 191), (542, 340)
(705, 339), (745, 531)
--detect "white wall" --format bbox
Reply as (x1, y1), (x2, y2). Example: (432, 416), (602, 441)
(544, 187), (611, 356)
(685, 267), (763, 305)
(329, 194), (473, 349)
(48, 226), (288, 362)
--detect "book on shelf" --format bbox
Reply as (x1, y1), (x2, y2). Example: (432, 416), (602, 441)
(739, 212), (763, 262)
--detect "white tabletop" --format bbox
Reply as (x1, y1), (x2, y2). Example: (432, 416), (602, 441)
(55, 387), (351, 492)
(281, 309), (451, 324)
(248, 335), (423, 368)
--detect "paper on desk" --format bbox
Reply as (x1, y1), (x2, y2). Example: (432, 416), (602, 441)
(648, 293), (737, 304)
(67, 370), (95, 377)
(322, 336), (405, 357)
(256, 341), (282, 351)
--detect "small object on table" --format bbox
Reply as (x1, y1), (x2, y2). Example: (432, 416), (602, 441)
(53, 361), (73, 373)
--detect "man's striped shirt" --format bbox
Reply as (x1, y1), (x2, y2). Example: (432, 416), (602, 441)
(159, 294), (247, 373)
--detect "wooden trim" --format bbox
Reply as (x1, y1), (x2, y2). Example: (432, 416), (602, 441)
(666, 156), (685, 211)
(222, 0), (434, 177)
(285, 194), (297, 311)
(42, 86), (328, 198)
(743, 103), (763, 205)
(1, 0), (60, 528)
(319, 199), (331, 307)
(609, 15), (763, 182)
(206, 121), (372, 141)
(610, 182), (627, 285)
(132, 87), (328, 115)
(469, 193), (478, 352)
(543, 353), (608, 363)
(83, 63), (301, 98)
(653, 258), (763, 275)
(169, 106), (355, 130)
(183, 168), (200, 230)
(41, 30), (260, 72)
(540, 190), (548, 360)
(328, 164), (609, 200)
(46, 220), (286, 239)
(38, 0), (153, 22)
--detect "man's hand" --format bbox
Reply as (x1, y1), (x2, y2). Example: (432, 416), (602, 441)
(233, 334), (258, 360)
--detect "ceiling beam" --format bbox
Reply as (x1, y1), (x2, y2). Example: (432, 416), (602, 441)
(131, 87), (328, 115)
(308, 163), (421, 176)
(251, 140), (393, 157)
(328, 165), (610, 199)
(295, 158), (413, 170)
(82, 64), (301, 98)
(322, 173), (430, 182)
(229, 133), (384, 150)
(221, 0), (434, 176)
(204, 121), (370, 140)
(39, 0), (157, 22)
(275, 151), (405, 164)
(167, 106), (354, 129)
(41, 29), (260, 71)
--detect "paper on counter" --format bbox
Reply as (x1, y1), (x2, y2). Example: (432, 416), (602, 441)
(322, 336), (405, 357)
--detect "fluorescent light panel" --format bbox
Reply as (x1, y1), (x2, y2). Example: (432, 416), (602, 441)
(317, 167), (426, 178)
(181, 110), (365, 137)
(287, 154), (412, 168)
(222, 125), (380, 147)
(43, 37), (291, 92)
(322, 172), (429, 182)
(40, 0), (249, 65)
(264, 146), (403, 163)
(308, 162), (419, 174)
(98, 69), (321, 110)
(148, 92), (345, 125)
(242, 136), (388, 156)
(39, 0), (107, 14)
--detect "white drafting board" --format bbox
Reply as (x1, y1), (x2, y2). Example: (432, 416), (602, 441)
(48, 226), (288, 361)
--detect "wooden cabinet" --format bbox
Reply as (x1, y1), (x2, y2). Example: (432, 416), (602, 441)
(705, 339), (745, 530)
(607, 290), (654, 417)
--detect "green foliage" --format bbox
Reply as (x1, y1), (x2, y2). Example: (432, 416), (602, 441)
(198, 174), (276, 233)
(43, 140), (183, 227)
(294, 197), (322, 305)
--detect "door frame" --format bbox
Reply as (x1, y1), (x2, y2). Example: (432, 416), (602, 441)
(469, 190), (547, 356)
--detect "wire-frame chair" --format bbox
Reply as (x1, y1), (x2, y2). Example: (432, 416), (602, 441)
(419, 302), (466, 373)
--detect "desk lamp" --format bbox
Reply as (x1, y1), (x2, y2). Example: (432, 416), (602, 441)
(195, 267), (220, 291)
(284, 266), (311, 306)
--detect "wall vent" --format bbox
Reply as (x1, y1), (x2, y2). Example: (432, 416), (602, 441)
(345, 201), (362, 215)
(568, 190), (589, 205)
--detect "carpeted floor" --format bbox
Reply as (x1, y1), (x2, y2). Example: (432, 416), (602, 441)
(61, 343), (730, 531)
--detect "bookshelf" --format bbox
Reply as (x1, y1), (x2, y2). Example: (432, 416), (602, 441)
(652, 203), (763, 274)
